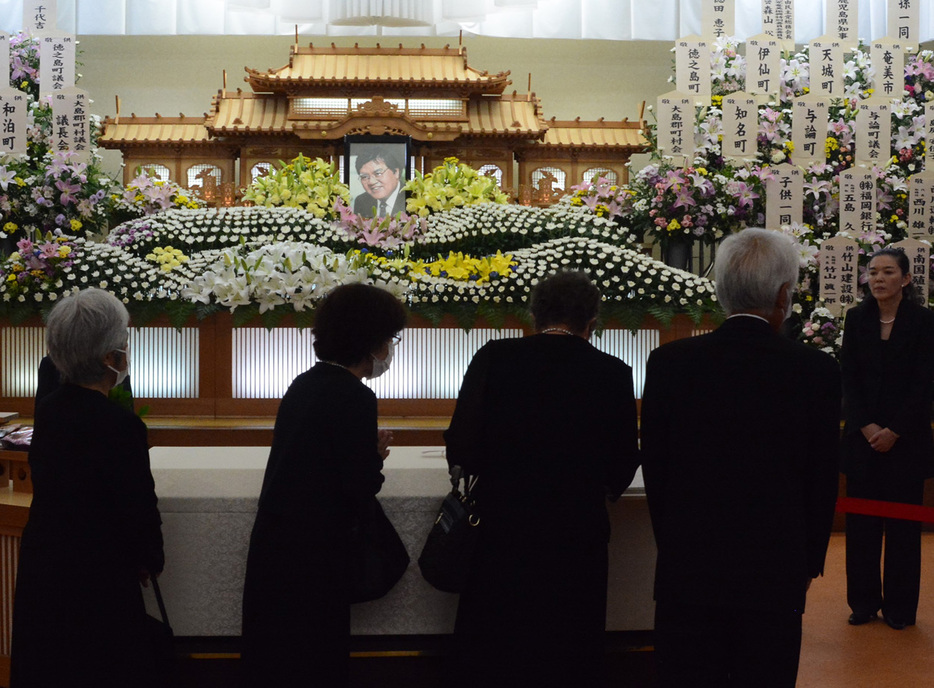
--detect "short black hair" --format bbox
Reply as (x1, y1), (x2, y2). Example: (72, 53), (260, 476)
(313, 284), (407, 366)
(530, 271), (601, 332)
(869, 246), (918, 303)
(354, 148), (403, 175)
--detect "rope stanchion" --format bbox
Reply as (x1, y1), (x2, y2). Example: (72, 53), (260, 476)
(836, 497), (934, 523)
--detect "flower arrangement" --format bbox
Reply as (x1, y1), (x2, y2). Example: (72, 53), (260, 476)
(114, 169), (205, 218)
(798, 306), (844, 357)
(404, 157), (509, 217)
(624, 162), (763, 247)
(628, 37), (934, 314)
(0, 199), (719, 329)
(241, 154), (350, 219)
(0, 234), (75, 301)
(146, 246), (189, 272)
(0, 149), (115, 239)
(0, 32), (118, 240)
(181, 241), (408, 316)
(334, 198), (424, 249)
(568, 175), (638, 239)
(8, 33), (39, 99)
(413, 251), (516, 283)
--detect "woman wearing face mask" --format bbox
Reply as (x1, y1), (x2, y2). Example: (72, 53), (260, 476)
(11, 288), (164, 687)
(841, 247), (934, 631)
(241, 283), (406, 687)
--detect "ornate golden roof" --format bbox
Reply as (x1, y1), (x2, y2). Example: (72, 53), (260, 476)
(539, 118), (648, 150)
(98, 115), (211, 146)
(197, 91), (545, 141)
(245, 43), (511, 96)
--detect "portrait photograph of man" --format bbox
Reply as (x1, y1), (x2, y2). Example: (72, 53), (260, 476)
(347, 141), (409, 219)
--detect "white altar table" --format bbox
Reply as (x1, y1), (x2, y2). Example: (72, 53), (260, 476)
(146, 446), (656, 636)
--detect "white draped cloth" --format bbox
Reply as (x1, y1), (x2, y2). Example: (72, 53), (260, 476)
(1, 0), (932, 42)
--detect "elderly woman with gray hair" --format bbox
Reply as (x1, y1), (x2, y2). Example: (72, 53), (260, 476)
(11, 288), (164, 688)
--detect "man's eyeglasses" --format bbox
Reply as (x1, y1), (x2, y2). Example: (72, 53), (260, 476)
(359, 168), (388, 183)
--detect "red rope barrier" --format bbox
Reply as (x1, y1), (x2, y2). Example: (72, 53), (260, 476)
(836, 497), (934, 523)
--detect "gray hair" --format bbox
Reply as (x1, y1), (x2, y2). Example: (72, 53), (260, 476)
(714, 228), (799, 315)
(46, 288), (129, 385)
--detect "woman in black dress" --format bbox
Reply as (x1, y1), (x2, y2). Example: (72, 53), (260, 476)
(841, 247), (934, 630)
(241, 283), (406, 687)
(11, 288), (164, 688)
(445, 272), (640, 687)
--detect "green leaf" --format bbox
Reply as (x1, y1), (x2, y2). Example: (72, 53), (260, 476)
(647, 304), (675, 328)
(261, 308), (287, 330)
(477, 300), (506, 330)
(166, 302), (196, 330)
(232, 305), (260, 327)
(293, 307), (316, 331)
(454, 306), (479, 333)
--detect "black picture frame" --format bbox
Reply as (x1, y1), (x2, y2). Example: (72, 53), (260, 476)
(343, 135), (412, 219)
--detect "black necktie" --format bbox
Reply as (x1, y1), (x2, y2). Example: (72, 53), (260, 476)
(378, 200), (387, 217)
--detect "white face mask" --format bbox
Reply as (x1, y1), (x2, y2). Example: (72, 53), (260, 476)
(108, 349), (129, 389)
(369, 341), (395, 379)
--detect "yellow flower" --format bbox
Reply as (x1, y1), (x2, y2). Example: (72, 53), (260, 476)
(667, 219), (682, 232)
(3, 222), (17, 232)
(70, 219), (82, 231)
(15, 177), (26, 187)
(58, 246), (71, 257)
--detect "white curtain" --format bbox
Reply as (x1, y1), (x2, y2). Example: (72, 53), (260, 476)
(1, 0), (932, 41)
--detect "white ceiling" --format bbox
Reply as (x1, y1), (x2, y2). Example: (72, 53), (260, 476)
(1, 0), (932, 42)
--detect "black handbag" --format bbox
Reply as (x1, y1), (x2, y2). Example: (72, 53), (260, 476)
(417, 466), (480, 593)
(145, 576), (176, 683)
(348, 497), (410, 603)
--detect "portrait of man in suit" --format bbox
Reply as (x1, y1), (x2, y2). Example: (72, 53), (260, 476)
(640, 227), (842, 688)
(351, 146), (407, 218)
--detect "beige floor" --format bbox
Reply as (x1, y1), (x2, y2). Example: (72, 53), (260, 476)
(798, 532), (934, 687)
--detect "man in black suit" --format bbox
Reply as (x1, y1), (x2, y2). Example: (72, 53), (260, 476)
(640, 227), (841, 688)
(352, 148), (406, 217)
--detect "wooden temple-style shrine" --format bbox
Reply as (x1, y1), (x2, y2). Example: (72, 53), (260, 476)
(99, 41), (648, 201)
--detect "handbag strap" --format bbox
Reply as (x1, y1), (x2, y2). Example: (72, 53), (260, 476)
(151, 575), (170, 627)
(450, 465), (478, 499)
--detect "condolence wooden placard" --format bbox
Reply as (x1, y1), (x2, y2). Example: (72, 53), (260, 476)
(819, 235), (860, 316)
